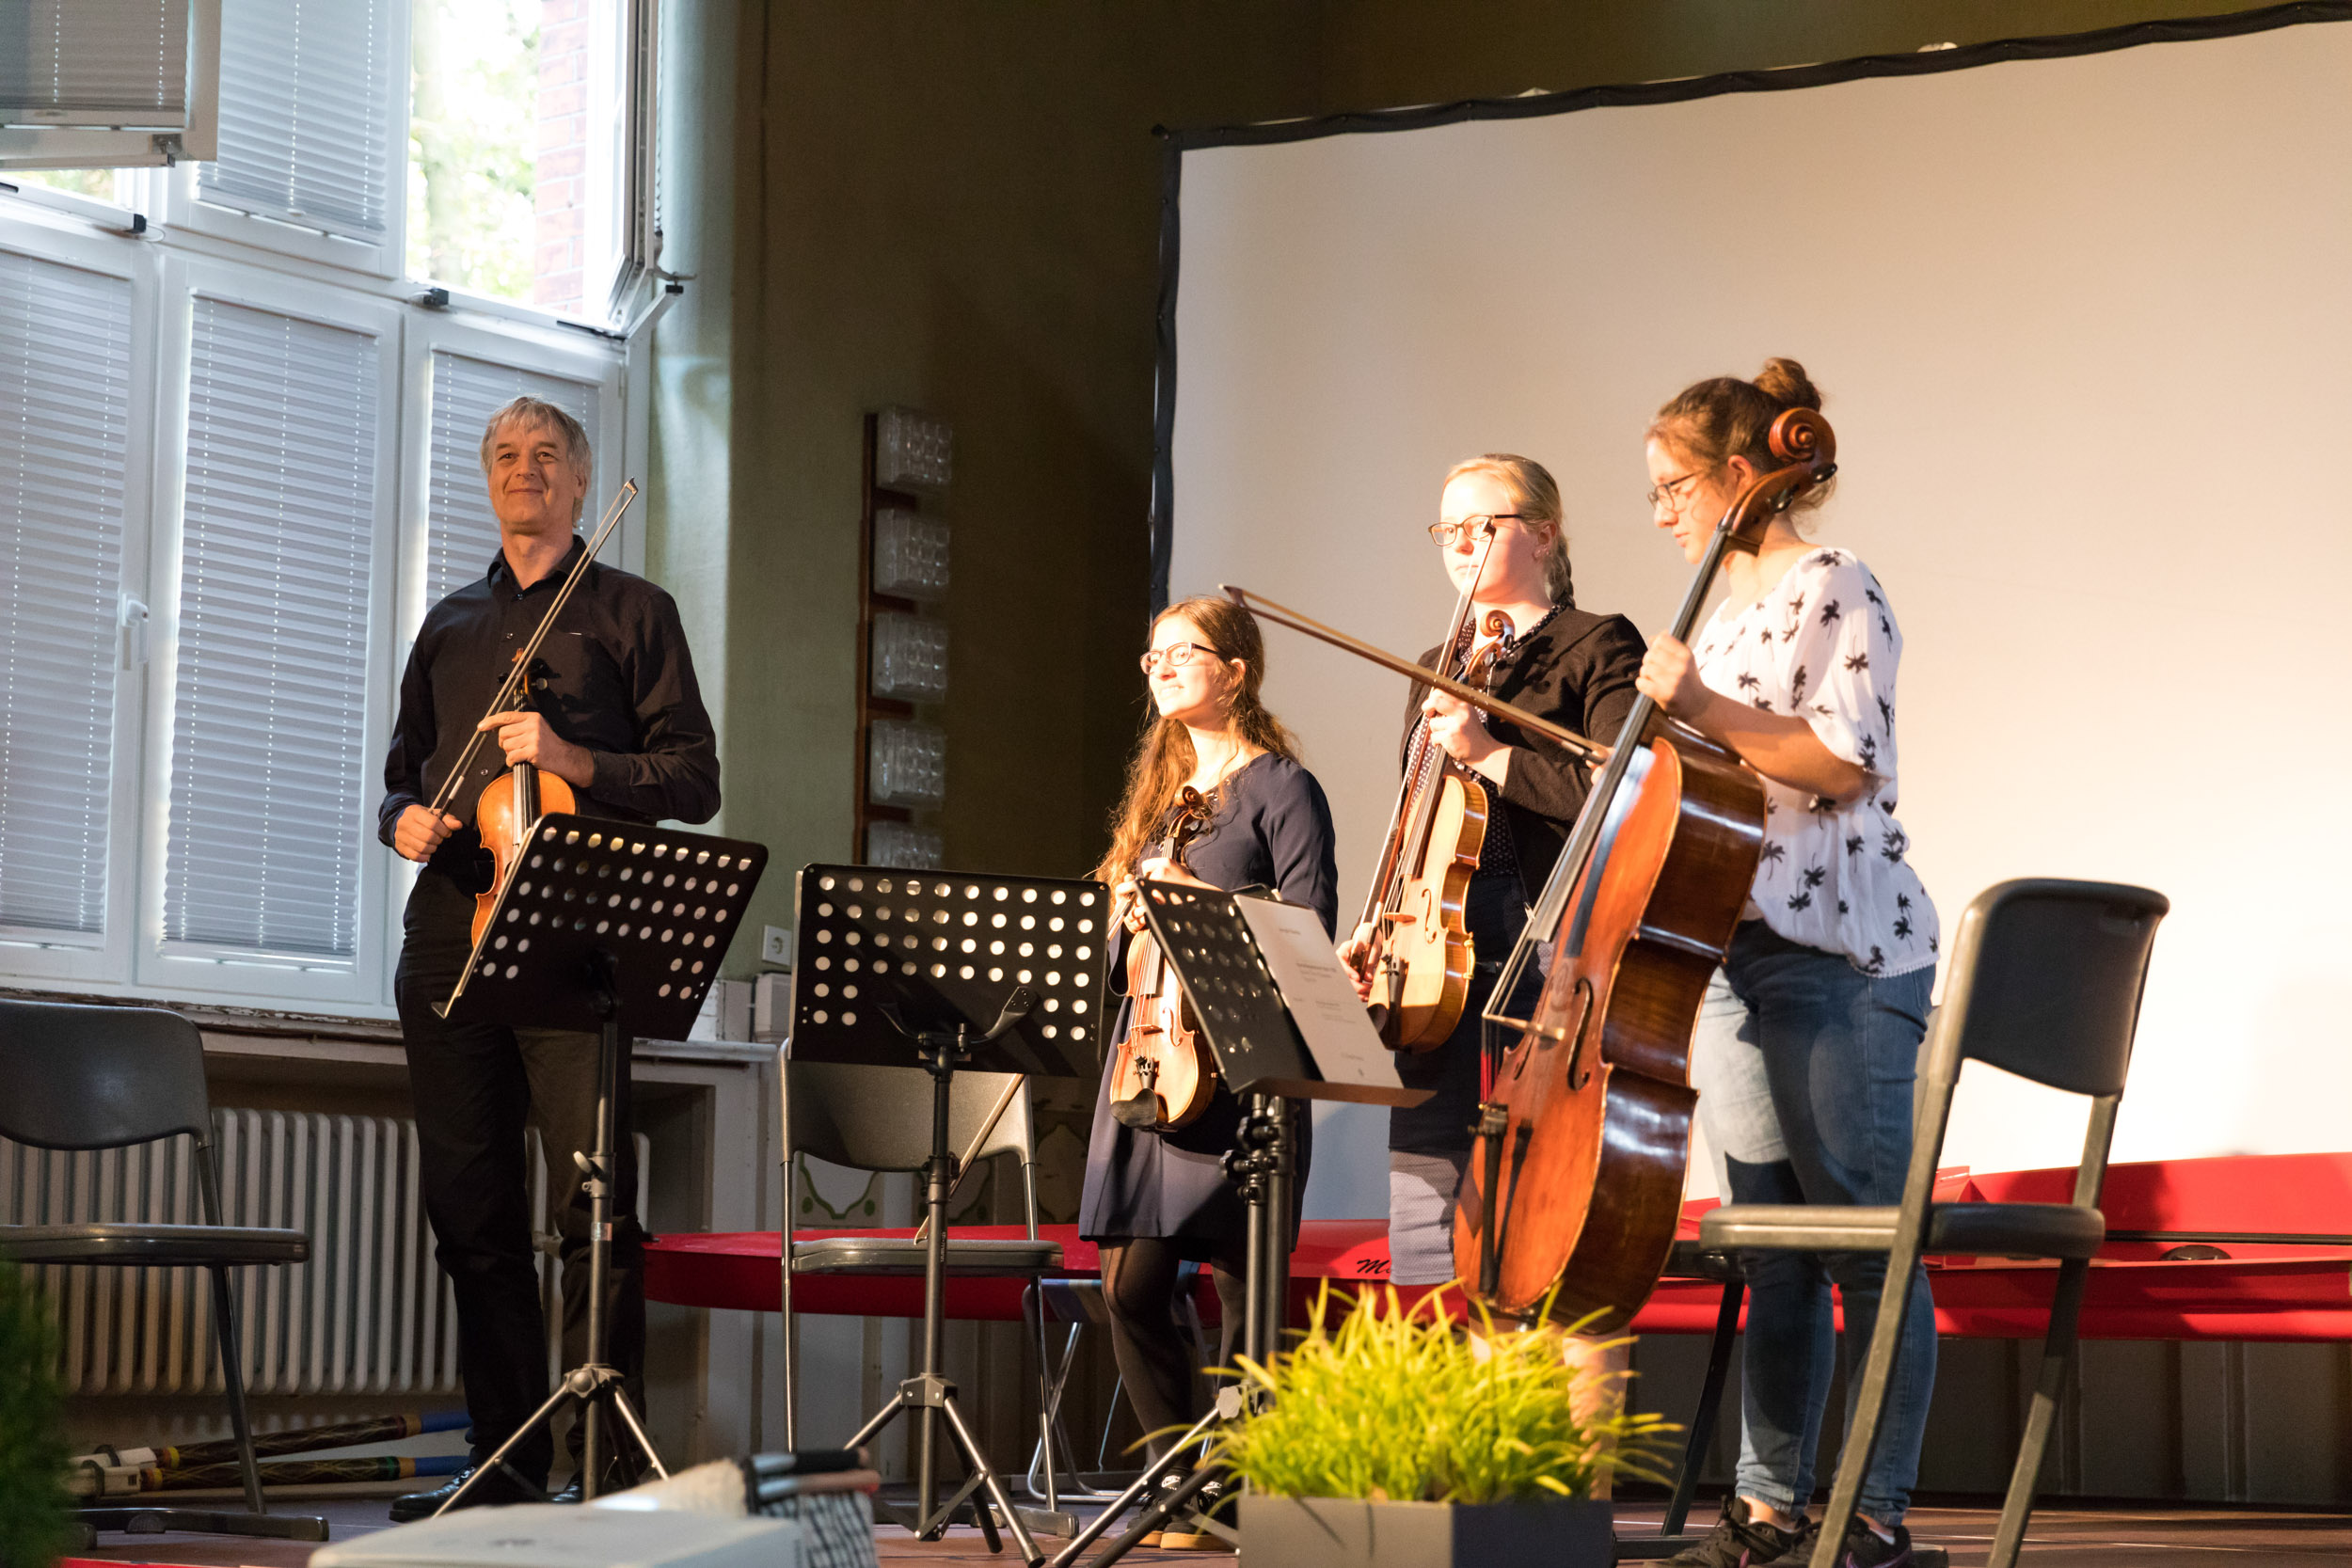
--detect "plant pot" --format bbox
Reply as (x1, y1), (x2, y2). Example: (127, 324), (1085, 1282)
(1240, 1493), (1613, 1567)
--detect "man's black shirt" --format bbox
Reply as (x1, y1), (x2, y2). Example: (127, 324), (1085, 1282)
(377, 536), (721, 888)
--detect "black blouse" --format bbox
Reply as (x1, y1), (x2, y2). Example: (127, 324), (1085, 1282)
(1401, 607), (1646, 906)
(1076, 752), (1338, 1245)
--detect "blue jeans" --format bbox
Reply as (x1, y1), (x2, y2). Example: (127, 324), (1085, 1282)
(1690, 920), (1937, 1524)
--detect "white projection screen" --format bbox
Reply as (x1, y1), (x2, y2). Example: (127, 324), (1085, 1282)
(1164, 17), (2352, 1213)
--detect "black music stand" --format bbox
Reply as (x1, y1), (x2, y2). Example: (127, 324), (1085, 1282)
(430, 815), (768, 1512)
(1045, 880), (1422, 1568)
(789, 866), (1106, 1564)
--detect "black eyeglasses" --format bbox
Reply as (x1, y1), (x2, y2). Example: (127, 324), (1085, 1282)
(1140, 641), (1220, 674)
(1646, 470), (1708, 510)
(1426, 513), (1527, 547)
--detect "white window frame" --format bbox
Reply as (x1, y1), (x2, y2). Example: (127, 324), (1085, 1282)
(587, 0), (660, 321)
(0, 0), (221, 171)
(0, 207), (166, 989)
(161, 0), (409, 278)
(136, 253), (405, 1006)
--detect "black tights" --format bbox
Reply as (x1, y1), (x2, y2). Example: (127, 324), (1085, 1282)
(1097, 1237), (1248, 1466)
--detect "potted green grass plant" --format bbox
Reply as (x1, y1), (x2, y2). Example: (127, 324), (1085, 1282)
(1214, 1285), (1674, 1568)
(0, 1260), (72, 1568)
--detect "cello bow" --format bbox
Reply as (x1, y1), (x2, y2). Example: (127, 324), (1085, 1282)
(1219, 586), (1609, 763)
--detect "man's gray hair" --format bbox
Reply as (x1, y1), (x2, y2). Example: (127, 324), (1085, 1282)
(478, 397), (592, 482)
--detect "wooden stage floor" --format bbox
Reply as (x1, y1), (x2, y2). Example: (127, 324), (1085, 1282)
(66, 1491), (2352, 1566)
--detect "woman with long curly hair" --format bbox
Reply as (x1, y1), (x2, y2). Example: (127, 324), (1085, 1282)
(1075, 594), (1336, 1546)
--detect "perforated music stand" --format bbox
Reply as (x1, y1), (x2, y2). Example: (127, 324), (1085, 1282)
(431, 815), (768, 1510)
(789, 866), (1106, 1564)
(1042, 880), (1422, 1568)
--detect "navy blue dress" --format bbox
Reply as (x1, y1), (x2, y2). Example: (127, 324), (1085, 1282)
(1076, 752), (1339, 1250)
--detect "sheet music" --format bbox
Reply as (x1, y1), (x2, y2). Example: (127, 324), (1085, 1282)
(1234, 895), (1407, 1098)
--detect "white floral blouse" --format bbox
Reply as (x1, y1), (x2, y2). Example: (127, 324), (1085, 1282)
(1689, 546), (1938, 976)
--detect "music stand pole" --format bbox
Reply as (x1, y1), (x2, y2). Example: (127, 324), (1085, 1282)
(839, 992), (1046, 1566)
(431, 954), (664, 1513)
(426, 816), (770, 1516)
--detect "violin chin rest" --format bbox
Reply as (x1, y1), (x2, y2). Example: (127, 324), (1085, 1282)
(1110, 1092), (1164, 1130)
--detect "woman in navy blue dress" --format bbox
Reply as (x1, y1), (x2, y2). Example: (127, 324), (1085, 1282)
(1076, 594), (1337, 1512)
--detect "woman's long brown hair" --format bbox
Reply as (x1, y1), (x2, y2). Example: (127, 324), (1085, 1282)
(1091, 595), (1301, 884)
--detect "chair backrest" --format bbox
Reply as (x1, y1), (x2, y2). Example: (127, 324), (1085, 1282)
(785, 1060), (1034, 1175)
(0, 999), (214, 1151)
(1931, 879), (2169, 1099)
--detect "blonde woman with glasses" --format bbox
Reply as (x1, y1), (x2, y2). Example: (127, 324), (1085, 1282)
(1342, 453), (1646, 1293)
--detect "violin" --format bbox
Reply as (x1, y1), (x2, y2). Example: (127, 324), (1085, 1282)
(423, 480), (639, 948)
(1358, 599), (1515, 1053)
(469, 658), (577, 945)
(1450, 408), (1835, 1329)
(1108, 786), (1217, 1128)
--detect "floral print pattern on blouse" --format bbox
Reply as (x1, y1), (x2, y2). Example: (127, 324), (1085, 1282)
(1689, 547), (1938, 976)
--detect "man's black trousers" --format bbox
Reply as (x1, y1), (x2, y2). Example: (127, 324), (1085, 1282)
(394, 867), (646, 1484)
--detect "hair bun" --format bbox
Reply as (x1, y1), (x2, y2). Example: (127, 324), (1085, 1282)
(1753, 356), (1821, 411)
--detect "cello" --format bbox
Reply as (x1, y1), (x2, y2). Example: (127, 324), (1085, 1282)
(1107, 787), (1218, 1127)
(421, 480), (640, 947)
(1354, 517), (1515, 1051)
(1449, 407), (1834, 1328)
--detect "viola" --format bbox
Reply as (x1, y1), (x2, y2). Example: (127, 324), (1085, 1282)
(1359, 601), (1515, 1053)
(1108, 786), (1217, 1128)
(422, 481), (638, 950)
(1450, 407), (1834, 1329)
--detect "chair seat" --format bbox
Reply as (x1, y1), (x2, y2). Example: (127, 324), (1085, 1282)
(792, 1236), (1061, 1276)
(1699, 1202), (2105, 1260)
(0, 1223), (310, 1268)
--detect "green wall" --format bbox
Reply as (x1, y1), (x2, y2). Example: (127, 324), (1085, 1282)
(664, 0), (2280, 972)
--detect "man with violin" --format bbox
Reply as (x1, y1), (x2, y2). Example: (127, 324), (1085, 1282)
(378, 399), (720, 1519)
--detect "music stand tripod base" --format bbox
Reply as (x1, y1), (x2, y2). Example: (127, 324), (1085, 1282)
(1045, 883), (1422, 1568)
(433, 815), (769, 1510)
(791, 866), (1109, 1562)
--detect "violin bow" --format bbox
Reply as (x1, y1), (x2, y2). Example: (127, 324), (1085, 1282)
(1221, 586), (1609, 762)
(425, 479), (641, 817)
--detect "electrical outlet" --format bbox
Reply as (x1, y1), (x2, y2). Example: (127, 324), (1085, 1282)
(762, 925), (792, 966)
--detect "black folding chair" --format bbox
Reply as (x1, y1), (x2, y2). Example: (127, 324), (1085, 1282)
(0, 998), (324, 1544)
(1698, 878), (2167, 1568)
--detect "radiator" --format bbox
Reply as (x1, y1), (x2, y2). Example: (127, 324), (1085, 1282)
(0, 1111), (650, 1399)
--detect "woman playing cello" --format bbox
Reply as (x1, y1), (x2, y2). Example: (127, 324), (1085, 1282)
(1077, 594), (1338, 1546)
(1343, 454), (1645, 1289)
(1642, 361), (1939, 1568)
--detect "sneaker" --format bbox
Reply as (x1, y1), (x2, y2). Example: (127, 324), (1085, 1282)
(1156, 1469), (1235, 1551)
(1663, 1495), (1806, 1567)
(1794, 1513), (1914, 1568)
(1134, 1463), (1189, 1548)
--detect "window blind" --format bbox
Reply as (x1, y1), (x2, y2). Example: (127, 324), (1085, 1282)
(199, 0), (390, 240)
(0, 0), (190, 128)
(165, 297), (376, 961)
(0, 252), (133, 938)
(425, 353), (600, 610)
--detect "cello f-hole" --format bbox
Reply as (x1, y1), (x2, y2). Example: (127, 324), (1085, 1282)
(1562, 977), (1597, 1090)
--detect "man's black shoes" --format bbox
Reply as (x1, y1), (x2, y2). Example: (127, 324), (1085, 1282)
(389, 1463), (546, 1523)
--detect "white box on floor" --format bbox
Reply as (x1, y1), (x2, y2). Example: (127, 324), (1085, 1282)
(312, 1504), (799, 1568)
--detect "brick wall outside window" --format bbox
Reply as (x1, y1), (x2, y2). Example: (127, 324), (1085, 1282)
(534, 0), (590, 313)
